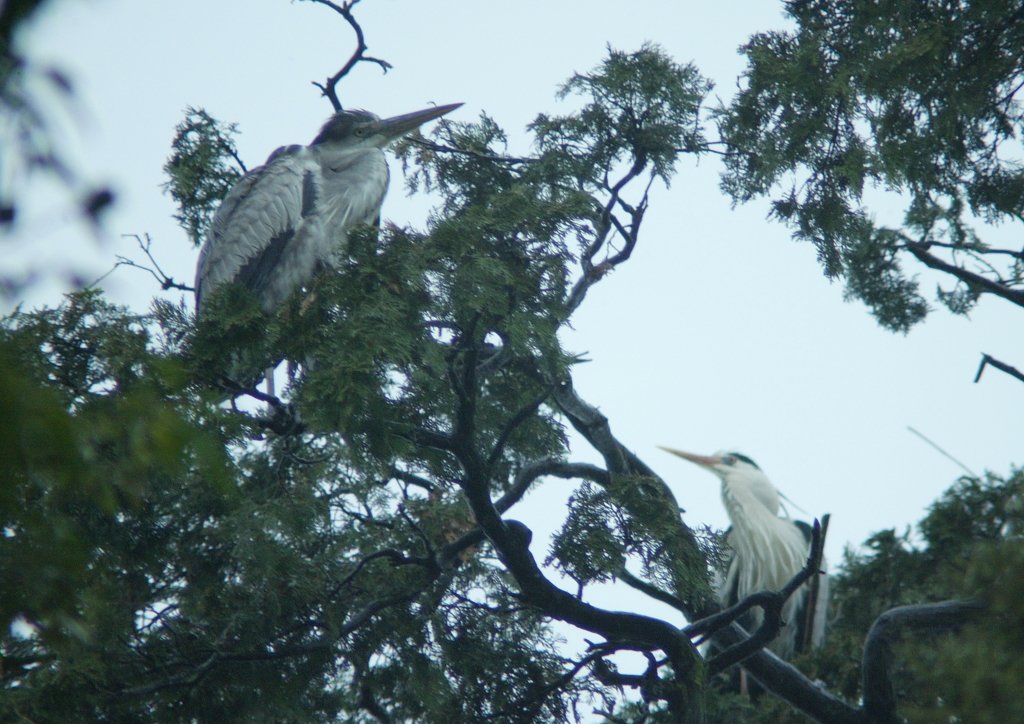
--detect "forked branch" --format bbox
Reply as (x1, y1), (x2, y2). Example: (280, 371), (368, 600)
(304, 0), (393, 111)
(90, 234), (195, 293)
(905, 241), (1024, 308)
(974, 353), (1024, 385)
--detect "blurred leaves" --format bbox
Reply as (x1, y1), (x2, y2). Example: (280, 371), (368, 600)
(0, 291), (231, 649)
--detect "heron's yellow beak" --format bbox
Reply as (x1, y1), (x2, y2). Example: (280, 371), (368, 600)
(377, 102), (463, 143)
(658, 446), (722, 469)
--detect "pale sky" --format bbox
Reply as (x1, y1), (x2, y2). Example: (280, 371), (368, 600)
(10, 0), (1024, 641)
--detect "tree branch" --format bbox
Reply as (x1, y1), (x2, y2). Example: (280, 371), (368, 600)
(563, 158), (650, 320)
(720, 629), (866, 724)
(905, 241), (1024, 308)
(485, 383), (555, 473)
(861, 600), (984, 724)
(494, 459), (610, 515)
(409, 136), (533, 165)
(90, 234), (195, 293)
(303, 0), (392, 112)
(974, 353), (1024, 385)
(616, 567), (688, 615)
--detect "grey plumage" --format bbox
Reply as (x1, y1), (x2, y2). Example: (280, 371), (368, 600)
(195, 103), (462, 313)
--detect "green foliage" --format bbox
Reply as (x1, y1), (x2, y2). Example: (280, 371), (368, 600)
(712, 469), (1024, 723)
(163, 107), (245, 246)
(0, 291), (230, 656)
(547, 483), (626, 587)
(719, 0), (1024, 331)
(908, 540), (1024, 723)
(4, 45), (724, 723)
(534, 44), (711, 186)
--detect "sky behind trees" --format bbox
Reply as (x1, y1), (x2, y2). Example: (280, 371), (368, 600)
(9, 0), (1024, 629)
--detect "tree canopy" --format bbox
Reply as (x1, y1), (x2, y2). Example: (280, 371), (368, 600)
(2, 2), (1021, 723)
(718, 0), (1024, 332)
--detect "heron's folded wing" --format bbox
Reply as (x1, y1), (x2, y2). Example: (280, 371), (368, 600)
(196, 148), (316, 308)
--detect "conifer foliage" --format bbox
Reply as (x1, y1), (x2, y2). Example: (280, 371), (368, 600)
(719, 0), (1024, 332)
(2, 42), (730, 723)
(2, 4), (1019, 723)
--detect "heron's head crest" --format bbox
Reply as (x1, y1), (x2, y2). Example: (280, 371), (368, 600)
(312, 103), (462, 149)
(311, 109), (381, 146)
(719, 452), (760, 470)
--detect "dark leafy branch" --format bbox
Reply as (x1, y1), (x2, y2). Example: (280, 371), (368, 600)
(717, 0), (1024, 330)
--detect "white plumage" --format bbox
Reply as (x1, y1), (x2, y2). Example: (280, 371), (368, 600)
(661, 448), (828, 659)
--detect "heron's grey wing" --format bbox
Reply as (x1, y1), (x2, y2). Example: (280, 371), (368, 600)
(195, 146), (317, 310)
(194, 168), (265, 304)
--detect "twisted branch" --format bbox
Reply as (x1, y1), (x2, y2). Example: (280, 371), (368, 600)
(304, 0), (392, 112)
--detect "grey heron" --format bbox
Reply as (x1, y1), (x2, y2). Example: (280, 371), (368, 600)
(195, 102), (462, 313)
(660, 448), (828, 659)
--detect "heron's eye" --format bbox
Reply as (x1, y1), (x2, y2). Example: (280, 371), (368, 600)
(354, 128), (366, 137)
(722, 455), (735, 466)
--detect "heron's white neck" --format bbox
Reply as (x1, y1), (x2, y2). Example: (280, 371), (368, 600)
(720, 477), (809, 595)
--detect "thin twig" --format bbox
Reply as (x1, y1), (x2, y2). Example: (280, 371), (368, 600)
(906, 426), (979, 477)
(89, 234), (195, 292)
(304, 0), (392, 111)
(408, 136), (533, 165)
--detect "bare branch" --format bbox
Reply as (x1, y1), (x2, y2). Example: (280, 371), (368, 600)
(391, 469), (437, 492)
(90, 234), (195, 293)
(974, 352), (1024, 385)
(905, 241), (1024, 308)
(800, 513), (830, 652)
(485, 383), (555, 473)
(722, 631), (865, 724)
(494, 459), (609, 515)
(563, 158), (650, 319)
(616, 567), (688, 615)
(303, 0), (392, 112)
(432, 459), (609, 570)
(409, 136), (533, 165)
(400, 426), (458, 453)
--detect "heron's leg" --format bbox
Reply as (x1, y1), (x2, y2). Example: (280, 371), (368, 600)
(740, 668), (748, 697)
(265, 366), (275, 398)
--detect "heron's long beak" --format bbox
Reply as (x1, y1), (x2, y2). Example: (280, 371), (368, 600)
(658, 447), (722, 470)
(378, 102), (463, 143)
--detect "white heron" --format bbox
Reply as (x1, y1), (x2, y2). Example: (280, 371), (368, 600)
(660, 448), (828, 659)
(195, 103), (462, 313)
